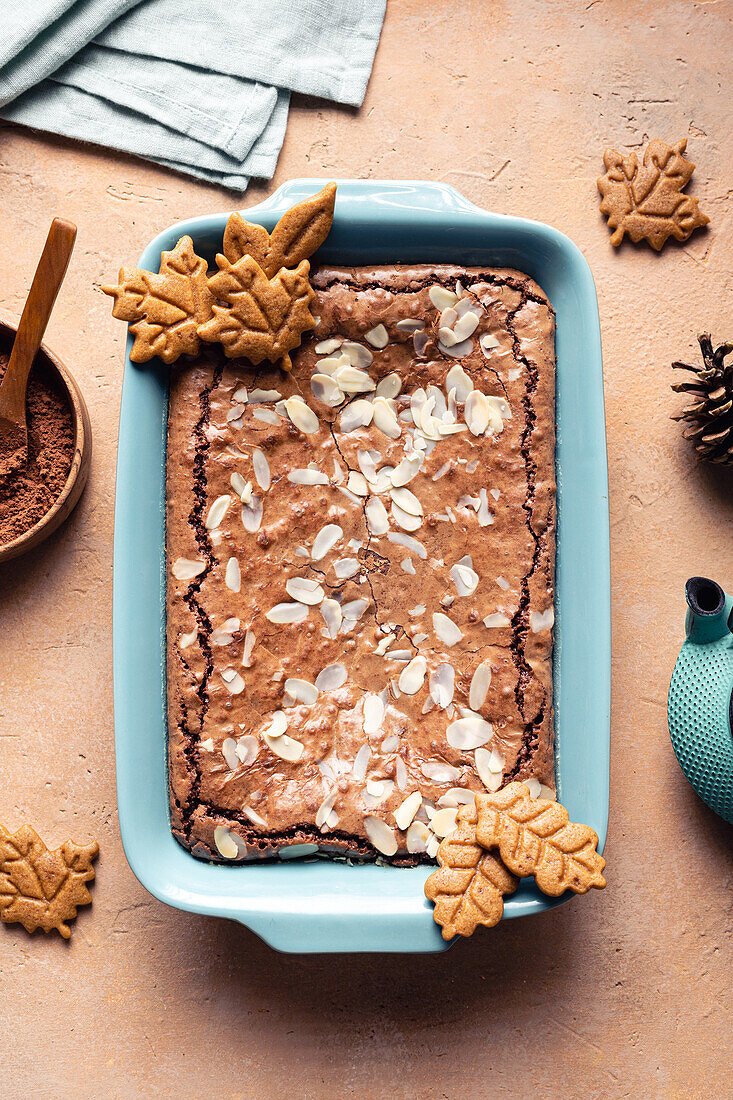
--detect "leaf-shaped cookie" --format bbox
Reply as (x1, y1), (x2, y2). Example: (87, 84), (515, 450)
(597, 138), (709, 250)
(0, 824), (99, 939)
(199, 253), (316, 369)
(259, 182), (336, 278)
(474, 783), (606, 896)
(424, 806), (518, 940)
(102, 235), (213, 364)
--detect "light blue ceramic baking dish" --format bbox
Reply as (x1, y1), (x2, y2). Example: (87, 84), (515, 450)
(113, 179), (609, 953)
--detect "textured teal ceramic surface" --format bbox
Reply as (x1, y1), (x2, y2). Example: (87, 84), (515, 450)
(668, 578), (733, 824)
(113, 179), (610, 953)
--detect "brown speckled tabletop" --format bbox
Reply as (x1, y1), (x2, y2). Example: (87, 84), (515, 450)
(1, 2), (731, 1096)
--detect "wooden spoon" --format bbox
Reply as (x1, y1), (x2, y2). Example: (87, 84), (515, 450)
(0, 218), (77, 479)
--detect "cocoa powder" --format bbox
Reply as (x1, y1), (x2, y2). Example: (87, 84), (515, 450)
(0, 353), (75, 545)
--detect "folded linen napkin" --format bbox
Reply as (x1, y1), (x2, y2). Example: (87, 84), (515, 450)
(0, 0), (386, 190)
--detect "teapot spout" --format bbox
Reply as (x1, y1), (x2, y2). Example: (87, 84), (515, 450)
(685, 577), (732, 643)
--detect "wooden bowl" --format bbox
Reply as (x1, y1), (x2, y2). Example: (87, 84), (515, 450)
(0, 312), (92, 563)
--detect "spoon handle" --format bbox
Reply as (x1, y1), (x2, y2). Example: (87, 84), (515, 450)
(0, 218), (77, 423)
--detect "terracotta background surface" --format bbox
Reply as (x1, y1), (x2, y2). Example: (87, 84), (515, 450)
(1, 1), (732, 1096)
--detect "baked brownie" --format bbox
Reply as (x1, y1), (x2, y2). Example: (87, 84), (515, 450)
(166, 264), (556, 863)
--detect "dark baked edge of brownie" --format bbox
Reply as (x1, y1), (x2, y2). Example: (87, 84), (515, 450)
(167, 265), (556, 865)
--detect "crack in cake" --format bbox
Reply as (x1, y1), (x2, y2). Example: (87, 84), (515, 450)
(166, 264), (556, 863)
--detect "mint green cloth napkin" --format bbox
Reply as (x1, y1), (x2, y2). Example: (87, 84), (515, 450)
(0, 0), (386, 190)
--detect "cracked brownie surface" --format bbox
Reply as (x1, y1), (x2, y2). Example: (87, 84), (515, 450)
(166, 264), (556, 863)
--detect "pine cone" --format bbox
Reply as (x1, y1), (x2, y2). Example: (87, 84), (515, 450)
(672, 334), (733, 464)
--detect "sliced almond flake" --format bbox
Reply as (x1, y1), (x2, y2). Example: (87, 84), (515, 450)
(365, 324), (389, 349)
(455, 296), (482, 320)
(440, 336), (474, 358)
(401, 558), (416, 575)
(507, 367), (522, 382)
(249, 388), (282, 402)
(413, 330), (430, 358)
(242, 805), (268, 828)
(239, 481), (253, 505)
(398, 655), (427, 696)
(214, 826), (244, 860)
(284, 396), (319, 434)
(363, 694), (385, 734)
(295, 547), (310, 558)
(315, 662), (347, 692)
(179, 630), (198, 650)
(483, 612), (511, 628)
(539, 783), (556, 801)
(446, 716), (493, 750)
(421, 761), (461, 783)
(366, 778), (393, 799)
(315, 792), (338, 828)
(496, 576), (510, 591)
(375, 372), (402, 399)
(410, 387), (427, 421)
(429, 663), (455, 709)
(440, 307), (458, 330)
(312, 522), (343, 561)
(465, 390), (490, 435)
(171, 557), (205, 581)
(450, 562), (479, 597)
(372, 396), (401, 439)
(433, 613), (463, 647)
(222, 737), (240, 771)
(413, 633), (428, 645)
(241, 495), (263, 533)
(361, 496), (387, 538)
(475, 747), (503, 791)
(221, 668), (245, 694)
(406, 819), (429, 852)
(429, 285), (459, 310)
(480, 332), (501, 354)
(445, 364), (473, 402)
(333, 557), (360, 579)
(386, 650), (413, 662)
(341, 598), (369, 622)
(261, 711), (287, 739)
(316, 352), (349, 376)
(242, 629), (255, 667)
(286, 577), (325, 605)
(347, 471), (369, 496)
(381, 734), (399, 753)
(200, 739), (215, 752)
(438, 788), (476, 808)
(233, 384), (248, 402)
(225, 557), (241, 592)
(477, 487), (493, 527)
(353, 744), (371, 781)
(374, 632), (396, 657)
(211, 620), (239, 645)
(341, 341), (374, 368)
(315, 337), (342, 354)
(333, 364), (375, 394)
(339, 399), (374, 433)
(288, 467), (329, 485)
(394, 791), (422, 831)
(387, 531), (427, 559)
(367, 467), (393, 494)
(320, 599), (342, 639)
(266, 602), (309, 624)
(311, 373), (344, 407)
(391, 454), (422, 487)
(408, 604), (426, 617)
(363, 815), (398, 856)
(337, 486), (361, 506)
(395, 318), (425, 333)
(230, 472), (248, 498)
(394, 755), (408, 791)
(252, 407), (281, 425)
(530, 608), (555, 633)
(466, 459), (479, 473)
(250, 449), (270, 492)
(469, 662), (492, 710)
(264, 731), (304, 762)
(431, 462), (451, 482)
(391, 502), (421, 532)
(429, 807), (459, 839)
(227, 404), (246, 422)
(453, 311), (480, 341)
(439, 325), (458, 348)
(390, 486), (423, 517)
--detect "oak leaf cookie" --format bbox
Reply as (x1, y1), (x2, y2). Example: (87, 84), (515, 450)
(474, 782), (606, 896)
(597, 138), (709, 250)
(103, 235), (213, 364)
(0, 824), (99, 939)
(424, 805), (518, 940)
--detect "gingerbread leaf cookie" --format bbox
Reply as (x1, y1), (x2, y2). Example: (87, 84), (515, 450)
(474, 783), (606, 896)
(199, 254), (316, 371)
(424, 806), (518, 940)
(102, 235), (214, 364)
(0, 824), (99, 939)
(597, 138), (709, 250)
